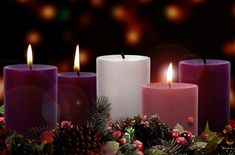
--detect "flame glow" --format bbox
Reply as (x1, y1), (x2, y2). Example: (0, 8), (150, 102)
(27, 44), (33, 68)
(74, 45), (80, 72)
(166, 63), (173, 85)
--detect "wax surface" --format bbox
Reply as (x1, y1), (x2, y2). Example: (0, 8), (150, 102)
(4, 64), (57, 134)
(97, 55), (150, 119)
(179, 59), (230, 132)
(142, 83), (198, 134)
(58, 72), (96, 124)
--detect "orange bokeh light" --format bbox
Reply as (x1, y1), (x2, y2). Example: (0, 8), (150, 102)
(165, 4), (185, 22)
(230, 79), (235, 110)
(26, 30), (41, 45)
(125, 28), (140, 45)
(223, 41), (235, 56)
(80, 49), (90, 66)
(90, 0), (104, 8)
(112, 6), (126, 21)
(40, 4), (56, 21)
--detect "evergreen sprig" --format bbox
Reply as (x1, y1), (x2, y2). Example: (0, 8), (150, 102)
(87, 96), (111, 134)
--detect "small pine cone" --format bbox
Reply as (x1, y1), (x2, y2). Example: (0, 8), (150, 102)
(52, 121), (101, 154)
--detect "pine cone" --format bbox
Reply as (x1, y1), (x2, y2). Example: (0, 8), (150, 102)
(52, 121), (101, 155)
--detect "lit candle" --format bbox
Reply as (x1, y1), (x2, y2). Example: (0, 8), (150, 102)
(179, 59), (230, 132)
(97, 54), (150, 119)
(4, 44), (57, 134)
(142, 63), (198, 134)
(58, 45), (96, 124)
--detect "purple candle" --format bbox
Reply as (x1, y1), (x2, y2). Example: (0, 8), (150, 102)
(179, 59), (230, 132)
(58, 45), (96, 124)
(4, 45), (57, 134)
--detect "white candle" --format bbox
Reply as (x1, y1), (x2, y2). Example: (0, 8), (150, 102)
(97, 55), (150, 119)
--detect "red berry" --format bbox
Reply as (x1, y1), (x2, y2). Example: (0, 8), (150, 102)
(133, 140), (143, 151)
(113, 130), (122, 138)
(180, 131), (192, 141)
(40, 131), (54, 144)
(0, 117), (4, 125)
(119, 137), (126, 145)
(171, 129), (180, 139)
(187, 116), (194, 124)
(203, 133), (209, 140)
(175, 137), (187, 146)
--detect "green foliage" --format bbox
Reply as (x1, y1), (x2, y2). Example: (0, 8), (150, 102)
(145, 149), (165, 155)
(87, 96), (111, 134)
(0, 104), (3, 114)
(174, 123), (184, 132)
(195, 122), (224, 153)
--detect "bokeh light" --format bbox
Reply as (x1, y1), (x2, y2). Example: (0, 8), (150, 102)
(223, 41), (235, 56)
(25, 30), (42, 45)
(17, 0), (30, 4)
(112, 5), (127, 21)
(165, 4), (185, 22)
(230, 79), (235, 115)
(125, 28), (141, 45)
(39, 4), (57, 21)
(80, 48), (90, 66)
(191, 0), (205, 4)
(90, 0), (104, 8)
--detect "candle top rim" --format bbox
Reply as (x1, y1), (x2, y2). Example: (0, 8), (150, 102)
(58, 72), (96, 78)
(180, 59), (230, 66)
(143, 83), (198, 89)
(97, 55), (149, 62)
(4, 64), (57, 70)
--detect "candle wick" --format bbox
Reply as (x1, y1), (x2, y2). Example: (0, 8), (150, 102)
(121, 53), (125, 59)
(29, 64), (32, 70)
(76, 71), (80, 77)
(203, 59), (206, 64)
(168, 82), (171, 88)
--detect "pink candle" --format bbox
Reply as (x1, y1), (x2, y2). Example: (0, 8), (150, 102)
(4, 45), (57, 134)
(142, 63), (198, 134)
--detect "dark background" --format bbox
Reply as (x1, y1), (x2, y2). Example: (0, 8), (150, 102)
(0, 0), (234, 117)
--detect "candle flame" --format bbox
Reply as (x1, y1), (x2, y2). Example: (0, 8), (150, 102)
(27, 44), (33, 69)
(167, 63), (173, 86)
(74, 45), (80, 73)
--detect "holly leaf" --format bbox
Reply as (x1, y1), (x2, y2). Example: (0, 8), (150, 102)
(195, 122), (223, 153)
(174, 123), (184, 132)
(123, 126), (135, 143)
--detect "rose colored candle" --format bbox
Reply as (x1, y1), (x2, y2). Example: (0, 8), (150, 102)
(58, 45), (96, 124)
(179, 59), (230, 132)
(142, 63), (198, 134)
(4, 45), (57, 134)
(97, 54), (150, 119)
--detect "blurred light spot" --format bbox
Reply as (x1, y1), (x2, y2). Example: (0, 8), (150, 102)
(231, 79), (235, 110)
(90, 0), (104, 8)
(78, 13), (92, 28)
(223, 41), (235, 56)
(40, 4), (56, 21)
(233, 3), (235, 16)
(112, 6), (126, 21)
(57, 8), (71, 21)
(80, 49), (90, 65)
(17, 0), (30, 4)
(191, 0), (205, 4)
(126, 28), (140, 45)
(26, 30), (42, 45)
(165, 4), (185, 22)
(0, 78), (3, 102)
(58, 61), (70, 72)
(139, 0), (152, 4)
